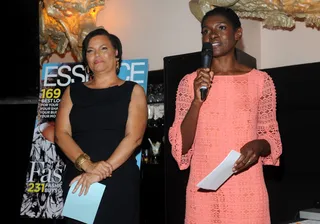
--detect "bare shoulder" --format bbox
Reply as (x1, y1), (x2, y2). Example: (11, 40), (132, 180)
(132, 83), (145, 96)
(129, 84), (147, 116)
(60, 85), (71, 99)
(64, 84), (71, 92)
(131, 83), (147, 105)
(59, 85), (72, 108)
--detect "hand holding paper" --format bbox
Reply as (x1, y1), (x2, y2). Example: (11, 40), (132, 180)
(197, 150), (241, 190)
(62, 181), (106, 224)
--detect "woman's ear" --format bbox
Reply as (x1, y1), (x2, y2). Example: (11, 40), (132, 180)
(235, 27), (243, 41)
(115, 49), (119, 57)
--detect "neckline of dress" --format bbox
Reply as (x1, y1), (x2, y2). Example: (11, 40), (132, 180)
(213, 68), (255, 77)
(81, 81), (127, 90)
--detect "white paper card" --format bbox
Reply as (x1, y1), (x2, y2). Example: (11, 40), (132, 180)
(62, 181), (106, 224)
(197, 150), (241, 190)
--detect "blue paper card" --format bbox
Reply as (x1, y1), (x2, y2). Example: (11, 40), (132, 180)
(62, 182), (106, 224)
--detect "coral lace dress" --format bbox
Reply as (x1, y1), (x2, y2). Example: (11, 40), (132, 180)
(169, 69), (282, 224)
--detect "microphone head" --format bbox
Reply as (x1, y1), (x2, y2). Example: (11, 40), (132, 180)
(201, 42), (213, 57)
(201, 42), (213, 69)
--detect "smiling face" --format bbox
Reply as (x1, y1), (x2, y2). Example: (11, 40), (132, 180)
(201, 14), (242, 57)
(86, 35), (118, 75)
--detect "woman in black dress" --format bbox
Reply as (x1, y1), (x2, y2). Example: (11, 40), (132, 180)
(55, 28), (148, 224)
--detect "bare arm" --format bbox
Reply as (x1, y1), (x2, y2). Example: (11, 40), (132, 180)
(106, 84), (148, 170)
(54, 86), (84, 162)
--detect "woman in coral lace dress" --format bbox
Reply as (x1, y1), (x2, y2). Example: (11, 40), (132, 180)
(169, 7), (282, 224)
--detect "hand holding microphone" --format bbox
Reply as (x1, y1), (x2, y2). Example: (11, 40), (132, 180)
(196, 42), (213, 101)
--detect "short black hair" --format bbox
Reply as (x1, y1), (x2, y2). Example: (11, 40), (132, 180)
(81, 27), (123, 74)
(201, 7), (241, 31)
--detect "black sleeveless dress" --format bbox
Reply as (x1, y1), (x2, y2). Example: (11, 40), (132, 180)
(62, 81), (140, 224)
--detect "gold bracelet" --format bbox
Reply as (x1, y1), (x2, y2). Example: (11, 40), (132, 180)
(74, 153), (91, 171)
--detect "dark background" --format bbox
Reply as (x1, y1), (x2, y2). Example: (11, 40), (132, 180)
(8, 1), (39, 221)
(7, 1), (40, 222)
(2, 0), (39, 100)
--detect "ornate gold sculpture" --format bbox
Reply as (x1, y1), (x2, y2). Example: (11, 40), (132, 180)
(189, 0), (320, 29)
(39, 0), (105, 66)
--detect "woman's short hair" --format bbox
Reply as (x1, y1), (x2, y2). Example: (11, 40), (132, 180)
(81, 27), (123, 74)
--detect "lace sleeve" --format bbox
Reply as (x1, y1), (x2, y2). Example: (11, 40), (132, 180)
(257, 73), (282, 165)
(168, 73), (195, 170)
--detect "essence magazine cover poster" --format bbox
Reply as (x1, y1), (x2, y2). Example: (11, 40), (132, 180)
(20, 59), (148, 219)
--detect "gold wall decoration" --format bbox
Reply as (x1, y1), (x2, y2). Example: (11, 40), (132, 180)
(39, 0), (105, 66)
(189, 0), (320, 29)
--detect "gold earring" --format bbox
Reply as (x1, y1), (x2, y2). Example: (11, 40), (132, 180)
(116, 60), (120, 70)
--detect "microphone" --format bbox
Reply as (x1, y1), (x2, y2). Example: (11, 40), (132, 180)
(200, 42), (213, 101)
